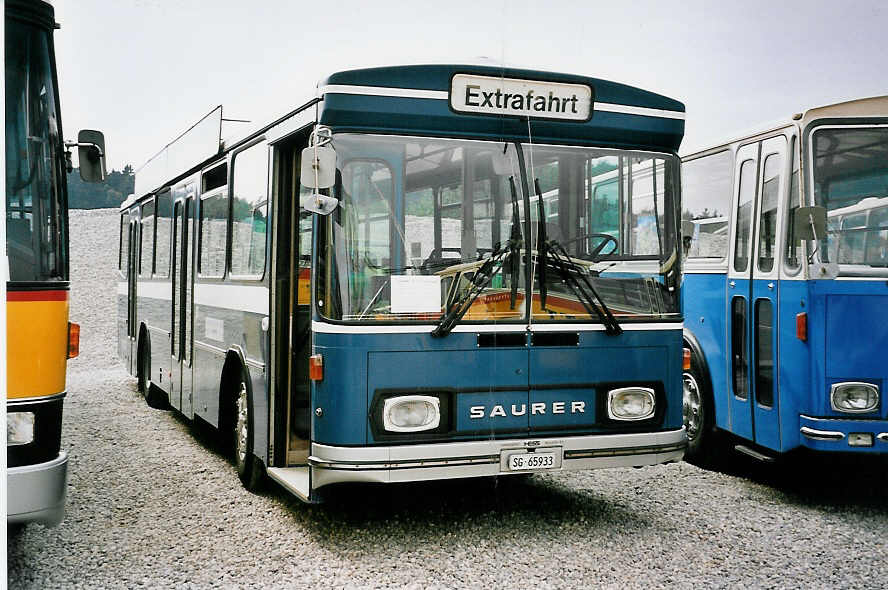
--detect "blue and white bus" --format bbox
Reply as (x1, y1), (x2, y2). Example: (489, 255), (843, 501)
(681, 96), (888, 464)
(118, 65), (687, 502)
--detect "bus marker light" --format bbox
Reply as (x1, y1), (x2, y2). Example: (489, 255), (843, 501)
(795, 312), (807, 342)
(682, 348), (691, 371)
(309, 354), (324, 381)
(68, 322), (80, 359)
(848, 433), (874, 447)
(7, 412), (35, 446)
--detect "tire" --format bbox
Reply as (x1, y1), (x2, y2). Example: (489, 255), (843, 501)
(138, 334), (167, 410)
(682, 351), (718, 467)
(137, 336), (149, 397)
(233, 371), (265, 492)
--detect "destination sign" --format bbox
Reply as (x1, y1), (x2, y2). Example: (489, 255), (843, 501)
(450, 74), (592, 121)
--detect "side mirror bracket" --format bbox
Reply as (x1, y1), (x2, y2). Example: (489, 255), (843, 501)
(65, 129), (107, 182)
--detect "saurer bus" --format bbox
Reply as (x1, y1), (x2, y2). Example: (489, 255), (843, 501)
(681, 96), (888, 464)
(5, 0), (106, 526)
(118, 65), (687, 502)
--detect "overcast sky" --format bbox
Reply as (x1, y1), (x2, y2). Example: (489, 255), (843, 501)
(52, 0), (887, 173)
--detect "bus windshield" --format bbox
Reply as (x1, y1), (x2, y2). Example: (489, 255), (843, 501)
(5, 15), (66, 282)
(812, 126), (888, 275)
(318, 133), (680, 324)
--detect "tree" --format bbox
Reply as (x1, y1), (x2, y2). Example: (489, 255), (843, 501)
(67, 165), (135, 209)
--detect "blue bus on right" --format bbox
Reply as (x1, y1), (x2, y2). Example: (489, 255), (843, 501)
(680, 96), (888, 464)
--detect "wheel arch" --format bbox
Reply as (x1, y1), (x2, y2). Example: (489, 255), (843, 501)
(682, 328), (716, 429)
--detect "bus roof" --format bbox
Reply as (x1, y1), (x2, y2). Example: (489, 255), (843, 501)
(133, 64), (686, 200)
(682, 95), (888, 160)
(318, 64), (685, 153)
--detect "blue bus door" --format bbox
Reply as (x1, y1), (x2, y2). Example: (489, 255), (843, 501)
(727, 136), (786, 448)
(749, 136), (786, 450)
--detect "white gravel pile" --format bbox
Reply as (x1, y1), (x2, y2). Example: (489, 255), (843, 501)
(7, 208), (888, 589)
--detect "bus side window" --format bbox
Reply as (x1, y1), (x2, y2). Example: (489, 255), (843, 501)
(231, 141), (269, 278)
(119, 212), (129, 276)
(757, 152), (782, 273)
(139, 199), (155, 278)
(199, 163), (228, 278)
(154, 189), (172, 278)
(784, 138), (801, 271)
(864, 206), (888, 266)
(681, 150), (732, 259)
(733, 159), (757, 272)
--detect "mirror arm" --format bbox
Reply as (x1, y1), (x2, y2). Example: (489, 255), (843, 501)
(64, 140), (105, 159)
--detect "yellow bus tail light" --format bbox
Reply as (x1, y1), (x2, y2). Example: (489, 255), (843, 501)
(68, 322), (80, 359)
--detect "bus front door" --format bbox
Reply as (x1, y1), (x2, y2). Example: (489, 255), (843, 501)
(124, 219), (139, 375)
(169, 196), (196, 417)
(727, 136), (786, 449)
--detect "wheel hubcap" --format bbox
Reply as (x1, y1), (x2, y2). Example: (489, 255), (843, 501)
(235, 381), (248, 464)
(682, 372), (702, 442)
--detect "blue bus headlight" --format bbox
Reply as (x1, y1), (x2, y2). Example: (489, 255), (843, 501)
(7, 411), (35, 446)
(607, 387), (656, 421)
(383, 396), (441, 432)
(830, 382), (879, 413)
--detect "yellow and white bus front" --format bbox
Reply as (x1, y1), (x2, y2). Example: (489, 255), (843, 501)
(6, 0), (74, 528)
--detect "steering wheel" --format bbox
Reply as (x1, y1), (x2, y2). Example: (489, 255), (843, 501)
(587, 233), (618, 260)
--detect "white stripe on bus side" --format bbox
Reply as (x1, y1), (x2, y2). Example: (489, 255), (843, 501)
(193, 283), (269, 315)
(317, 84), (686, 121)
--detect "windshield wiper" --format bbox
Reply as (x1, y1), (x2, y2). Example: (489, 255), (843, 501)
(542, 238), (623, 336)
(431, 239), (519, 337)
(432, 176), (524, 338)
(534, 178), (548, 310)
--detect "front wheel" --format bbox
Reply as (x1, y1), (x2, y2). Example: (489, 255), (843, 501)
(682, 352), (717, 467)
(233, 373), (265, 492)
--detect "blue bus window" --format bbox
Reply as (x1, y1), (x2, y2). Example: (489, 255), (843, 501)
(755, 299), (773, 408)
(733, 159), (756, 273)
(731, 297), (748, 400)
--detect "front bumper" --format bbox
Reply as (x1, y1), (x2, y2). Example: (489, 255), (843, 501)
(309, 429), (686, 489)
(7, 451), (68, 527)
(799, 415), (888, 453)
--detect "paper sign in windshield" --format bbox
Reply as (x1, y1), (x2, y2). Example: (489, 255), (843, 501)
(390, 275), (441, 314)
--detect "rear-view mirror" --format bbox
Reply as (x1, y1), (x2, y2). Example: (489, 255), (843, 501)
(77, 129), (107, 183)
(300, 145), (336, 190)
(794, 206), (827, 241)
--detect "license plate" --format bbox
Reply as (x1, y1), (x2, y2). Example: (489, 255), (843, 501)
(502, 447), (562, 472)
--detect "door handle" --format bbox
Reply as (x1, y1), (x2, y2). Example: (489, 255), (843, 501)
(729, 281), (736, 288)
(767, 282), (774, 290)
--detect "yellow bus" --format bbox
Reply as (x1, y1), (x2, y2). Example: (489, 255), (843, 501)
(5, 0), (105, 527)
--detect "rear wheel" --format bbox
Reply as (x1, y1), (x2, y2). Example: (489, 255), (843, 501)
(138, 334), (167, 410)
(682, 351), (718, 467)
(233, 372), (264, 492)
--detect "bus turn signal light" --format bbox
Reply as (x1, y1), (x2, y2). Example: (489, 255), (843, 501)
(796, 312), (807, 342)
(682, 348), (691, 371)
(309, 354), (324, 381)
(68, 322), (80, 359)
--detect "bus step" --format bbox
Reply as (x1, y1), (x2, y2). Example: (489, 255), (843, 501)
(734, 444), (776, 463)
(267, 467), (310, 501)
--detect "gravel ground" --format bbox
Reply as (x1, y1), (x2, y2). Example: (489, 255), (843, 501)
(7, 208), (888, 589)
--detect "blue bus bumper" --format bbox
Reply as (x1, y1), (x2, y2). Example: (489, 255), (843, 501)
(7, 451), (68, 527)
(309, 429), (686, 489)
(799, 416), (888, 454)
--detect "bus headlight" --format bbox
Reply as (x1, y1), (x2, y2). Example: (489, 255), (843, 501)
(607, 387), (656, 421)
(830, 382), (879, 413)
(7, 412), (35, 446)
(383, 396), (440, 432)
